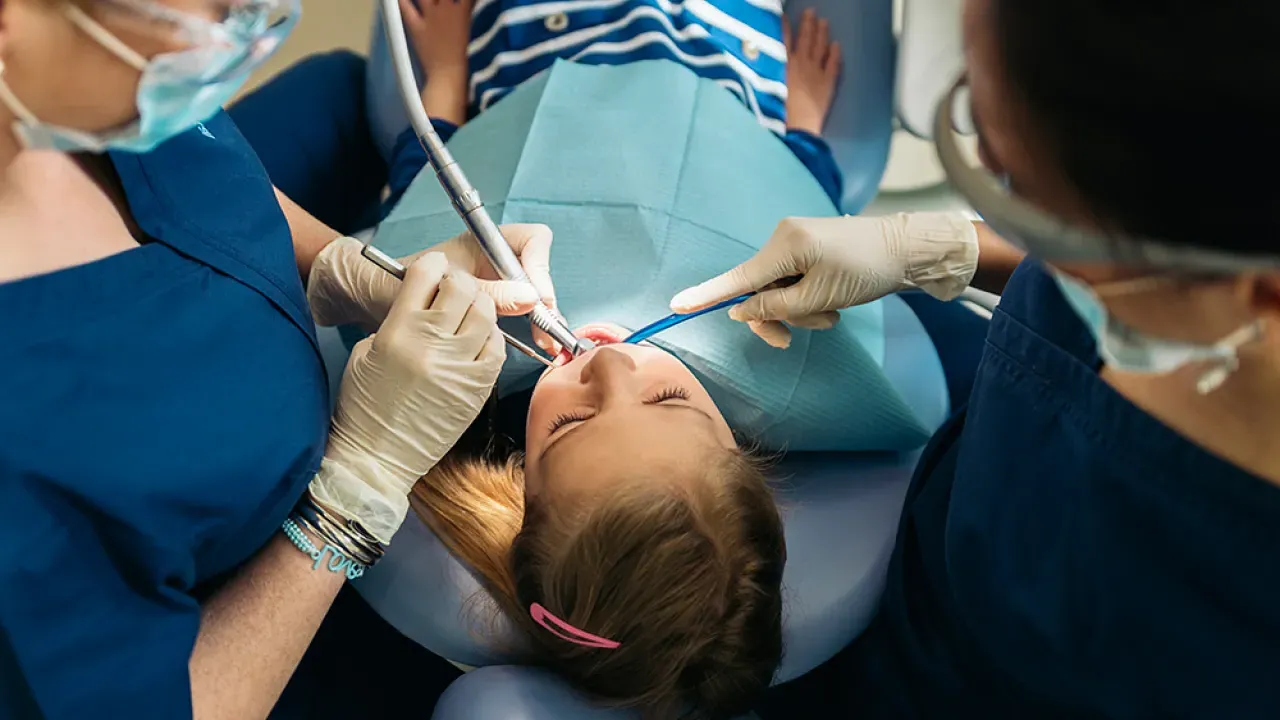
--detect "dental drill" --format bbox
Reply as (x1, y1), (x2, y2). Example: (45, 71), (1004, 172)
(371, 0), (594, 356)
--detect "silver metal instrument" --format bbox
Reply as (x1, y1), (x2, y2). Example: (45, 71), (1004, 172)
(361, 246), (555, 367)
(375, 0), (594, 356)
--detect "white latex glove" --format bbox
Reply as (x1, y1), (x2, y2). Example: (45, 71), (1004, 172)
(309, 252), (504, 544)
(669, 213), (978, 348)
(307, 223), (557, 347)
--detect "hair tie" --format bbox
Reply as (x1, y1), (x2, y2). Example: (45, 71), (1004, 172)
(529, 603), (621, 649)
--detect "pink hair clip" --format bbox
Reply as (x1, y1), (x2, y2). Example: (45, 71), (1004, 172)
(529, 603), (621, 650)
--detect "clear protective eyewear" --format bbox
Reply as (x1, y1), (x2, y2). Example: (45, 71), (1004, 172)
(933, 75), (1280, 274)
(88, 0), (299, 84)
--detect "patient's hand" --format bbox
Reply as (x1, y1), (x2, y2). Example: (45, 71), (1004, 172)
(401, 0), (473, 125)
(784, 9), (842, 136)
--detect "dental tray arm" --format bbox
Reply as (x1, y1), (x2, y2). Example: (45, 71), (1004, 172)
(378, 0), (592, 355)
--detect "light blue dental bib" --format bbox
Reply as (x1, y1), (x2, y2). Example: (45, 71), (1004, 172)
(375, 60), (928, 451)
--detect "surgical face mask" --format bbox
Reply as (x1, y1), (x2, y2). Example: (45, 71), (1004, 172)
(0, 0), (296, 154)
(1050, 271), (1263, 394)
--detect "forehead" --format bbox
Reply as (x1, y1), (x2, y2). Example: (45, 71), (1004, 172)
(537, 406), (721, 491)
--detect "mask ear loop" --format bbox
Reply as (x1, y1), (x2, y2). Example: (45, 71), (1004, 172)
(63, 4), (150, 72)
(1196, 321), (1264, 395)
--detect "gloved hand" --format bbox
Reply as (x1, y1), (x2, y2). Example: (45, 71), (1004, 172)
(309, 252), (504, 544)
(669, 213), (978, 348)
(307, 223), (558, 347)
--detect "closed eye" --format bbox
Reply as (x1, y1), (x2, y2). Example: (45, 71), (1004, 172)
(546, 387), (690, 434)
(646, 386), (690, 404)
(548, 410), (592, 433)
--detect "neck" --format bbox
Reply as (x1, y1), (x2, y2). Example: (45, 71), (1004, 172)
(1104, 348), (1280, 485)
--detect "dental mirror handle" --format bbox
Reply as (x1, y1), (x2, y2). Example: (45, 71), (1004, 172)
(380, 0), (589, 355)
(622, 276), (803, 344)
(361, 245), (554, 367)
(623, 293), (754, 344)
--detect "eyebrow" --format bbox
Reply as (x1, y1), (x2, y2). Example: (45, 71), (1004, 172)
(542, 404), (716, 461)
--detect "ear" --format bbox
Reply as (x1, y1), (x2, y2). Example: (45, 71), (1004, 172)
(1241, 272), (1280, 328)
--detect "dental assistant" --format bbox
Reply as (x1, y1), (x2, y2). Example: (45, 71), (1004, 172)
(676, 0), (1280, 716)
(0, 1), (557, 719)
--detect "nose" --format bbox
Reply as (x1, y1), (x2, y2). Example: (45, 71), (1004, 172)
(579, 347), (639, 404)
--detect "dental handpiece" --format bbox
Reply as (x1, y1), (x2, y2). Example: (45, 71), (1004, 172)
(380, 0), (593, 356)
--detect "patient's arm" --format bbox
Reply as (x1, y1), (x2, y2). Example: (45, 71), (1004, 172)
(971, 221), (1026, 294)
(401, 0), (473, 127)
(381, 0), (475, 212)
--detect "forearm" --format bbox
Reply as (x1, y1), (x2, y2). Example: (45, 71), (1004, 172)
(276, 186), (341, 280)
(189, 532), (345, 720)
(970, 221), (1025, 294)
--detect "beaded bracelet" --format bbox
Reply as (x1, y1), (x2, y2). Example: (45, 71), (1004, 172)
(297, 496), (383, 566)
(281, 517), (367, 581)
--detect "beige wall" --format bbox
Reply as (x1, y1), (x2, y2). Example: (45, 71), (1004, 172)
(240, 0), (375, 96)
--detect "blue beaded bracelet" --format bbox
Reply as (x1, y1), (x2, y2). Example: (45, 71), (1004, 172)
(282, 518), (367, 581)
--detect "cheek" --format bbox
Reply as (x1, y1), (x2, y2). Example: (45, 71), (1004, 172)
(1106, 288), (1248, 345)
(18, 39), (144, 129)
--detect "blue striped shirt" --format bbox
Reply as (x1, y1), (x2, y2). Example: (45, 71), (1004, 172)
(467, 0), (789, 134)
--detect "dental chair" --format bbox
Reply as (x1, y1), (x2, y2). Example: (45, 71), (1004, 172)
(342, 0), (969, 716)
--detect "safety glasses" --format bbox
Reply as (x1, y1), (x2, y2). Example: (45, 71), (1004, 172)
(933, 75), (1280, 273)
(90, 0), (299, 83)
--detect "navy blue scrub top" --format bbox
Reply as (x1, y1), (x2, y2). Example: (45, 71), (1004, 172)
(849, 261), (1280, 718)
(0, 112), (330, 719)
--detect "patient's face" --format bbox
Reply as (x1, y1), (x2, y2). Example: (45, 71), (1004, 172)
(524, 324), (737, 498)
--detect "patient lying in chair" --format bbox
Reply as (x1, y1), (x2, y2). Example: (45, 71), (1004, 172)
(416, 326), (784, 719)
(368, 3), (933, 718)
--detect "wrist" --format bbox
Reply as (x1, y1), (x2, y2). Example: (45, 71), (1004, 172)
(420, 65), (469, 126)
(310, 455), (413, 545)
(891, 212), (980, 301)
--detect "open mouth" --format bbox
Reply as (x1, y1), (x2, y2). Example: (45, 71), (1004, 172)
(552, 323), (629, 366)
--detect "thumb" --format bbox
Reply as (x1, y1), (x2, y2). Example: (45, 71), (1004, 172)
(478, 279), (540, 316)
(499, 224), (557, 308)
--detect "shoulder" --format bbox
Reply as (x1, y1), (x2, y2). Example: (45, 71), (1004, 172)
(989, 260), (1100, 367)
(109, 111), (278, 226)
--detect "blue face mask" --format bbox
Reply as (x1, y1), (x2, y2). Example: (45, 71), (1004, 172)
(1050, 270), (1262, 394)
(0, 1), (295, 154)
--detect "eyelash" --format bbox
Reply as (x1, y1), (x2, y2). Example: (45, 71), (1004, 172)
(546, 386), (691, 433)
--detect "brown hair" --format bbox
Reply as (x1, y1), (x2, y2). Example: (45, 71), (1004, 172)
(412, 449), (786, 719)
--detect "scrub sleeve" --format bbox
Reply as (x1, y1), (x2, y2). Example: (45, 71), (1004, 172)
(760, 261), (1280, 719)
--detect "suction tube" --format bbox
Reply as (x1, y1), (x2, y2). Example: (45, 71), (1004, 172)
(379, 0), (592, 355)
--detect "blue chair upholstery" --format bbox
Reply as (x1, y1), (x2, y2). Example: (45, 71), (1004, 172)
(364, 0), (896, 214)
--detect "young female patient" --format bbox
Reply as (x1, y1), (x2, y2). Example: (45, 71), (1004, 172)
(415, 326), (785, 720)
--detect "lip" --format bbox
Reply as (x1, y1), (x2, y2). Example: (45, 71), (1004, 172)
(576, 323), (627, 344)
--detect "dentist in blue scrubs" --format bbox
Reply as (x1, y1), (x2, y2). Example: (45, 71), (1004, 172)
(0, 1), (557, 719)
(677, 0), (1280, 716)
